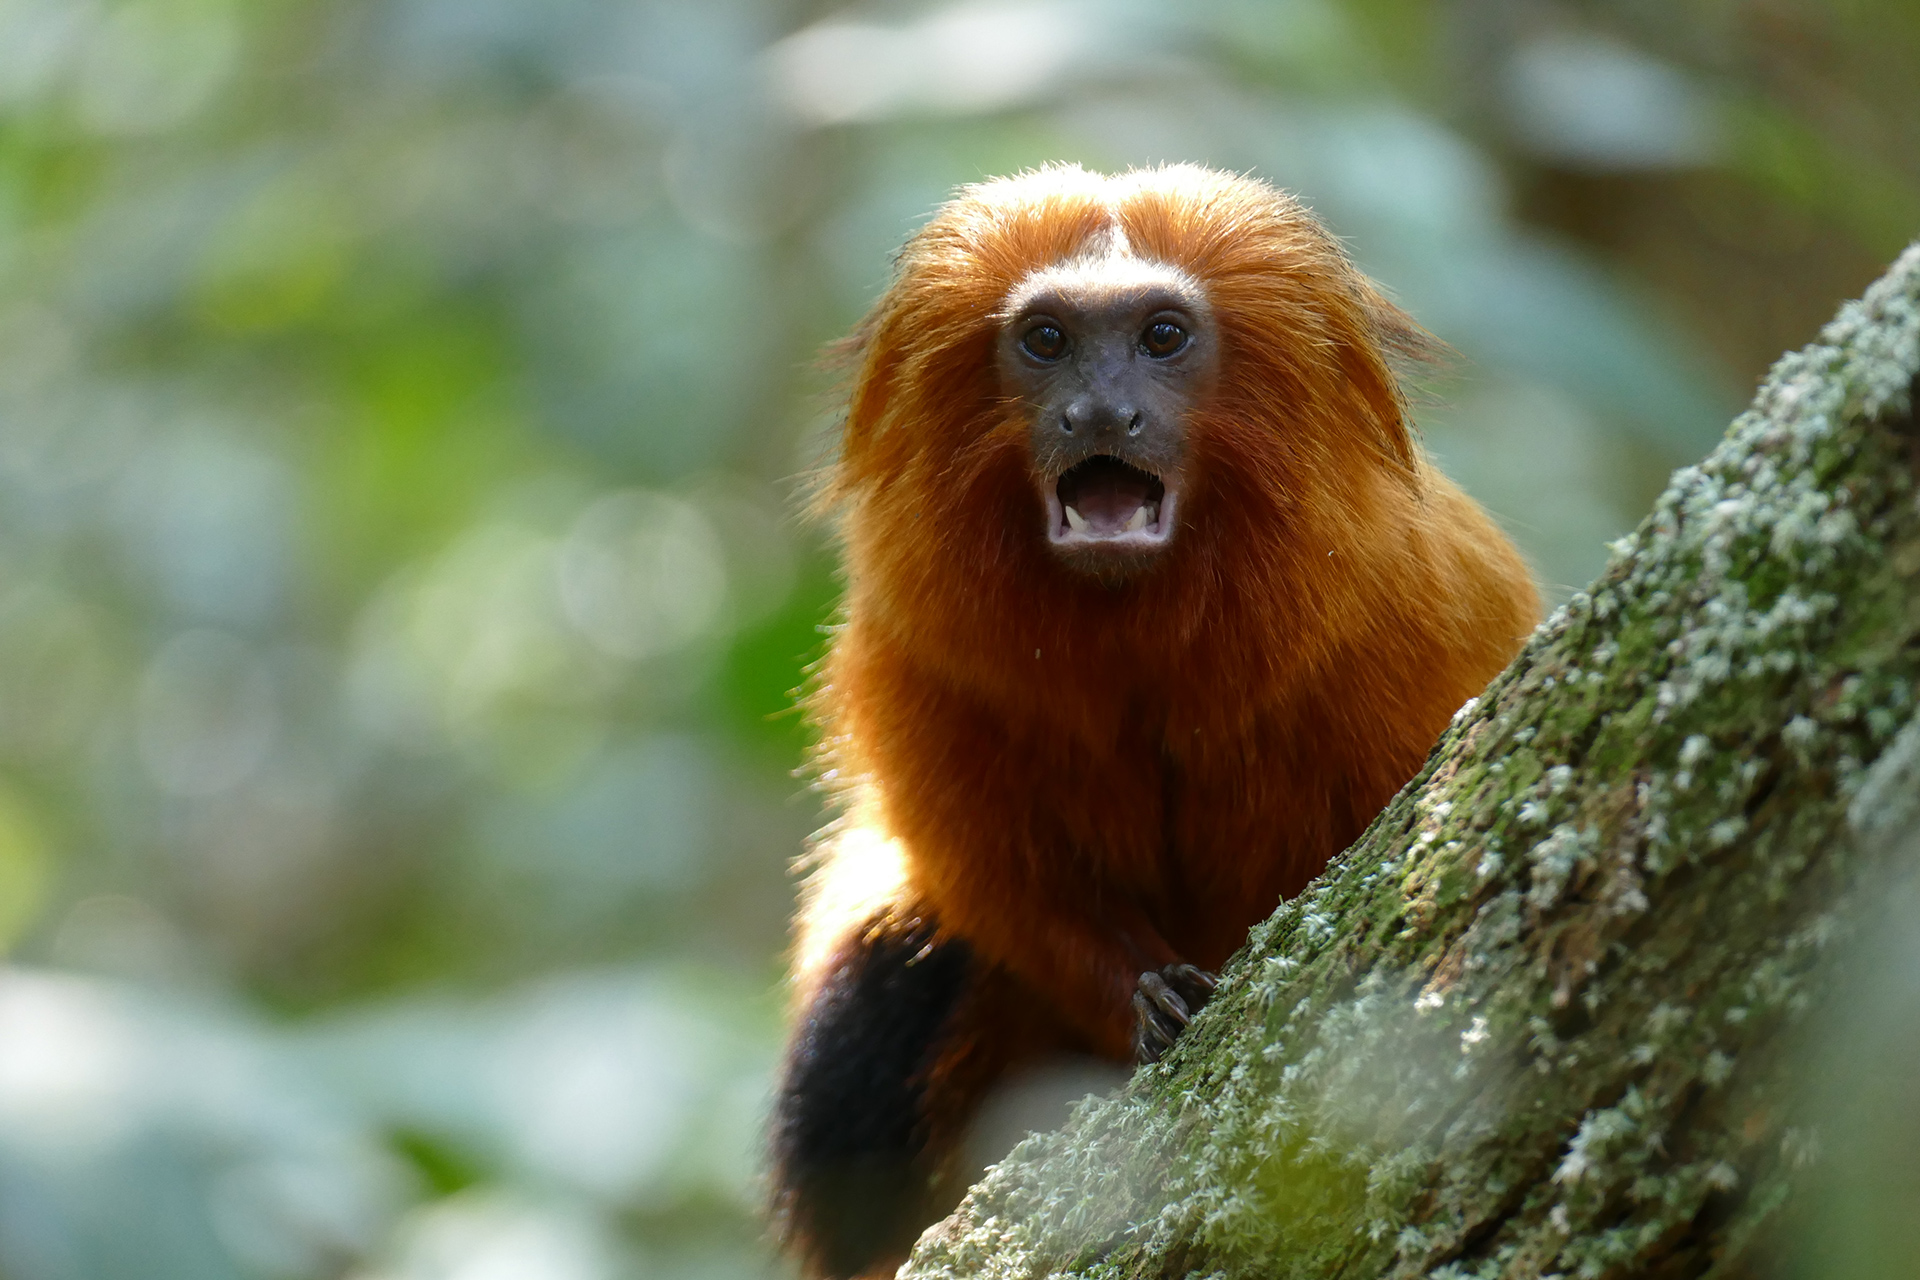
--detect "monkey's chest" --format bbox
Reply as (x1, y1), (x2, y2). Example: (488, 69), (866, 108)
(1007, 729), (1347, 892)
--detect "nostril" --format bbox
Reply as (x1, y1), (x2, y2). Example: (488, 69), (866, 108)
(1060, 413), (1075, 435)
(1127, 412), (1143, 436)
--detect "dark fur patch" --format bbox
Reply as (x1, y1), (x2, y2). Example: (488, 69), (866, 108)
(770, 917), (973, 1278)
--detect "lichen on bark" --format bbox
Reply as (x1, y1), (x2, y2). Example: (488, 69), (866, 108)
(899, 243), (1920, 1280)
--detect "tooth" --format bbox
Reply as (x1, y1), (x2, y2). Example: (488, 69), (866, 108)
(1065, 505), (1088, 533)
(1125, 506), (1149, 533)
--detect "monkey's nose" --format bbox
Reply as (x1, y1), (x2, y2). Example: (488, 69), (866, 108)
(1062, 399), (1142, 438)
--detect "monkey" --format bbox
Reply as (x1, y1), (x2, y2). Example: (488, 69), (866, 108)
(768, 164), (1540, 1279)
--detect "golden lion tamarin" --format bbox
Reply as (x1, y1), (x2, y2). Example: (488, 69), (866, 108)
(769, 164), (1539, 1278)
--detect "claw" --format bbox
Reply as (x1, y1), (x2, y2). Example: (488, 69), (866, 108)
(1131, 988), (1176, 1063)
(1165, 963), (1216, 1001)
(1138, 970), (1190, 1022)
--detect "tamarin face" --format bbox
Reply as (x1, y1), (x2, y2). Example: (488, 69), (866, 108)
(832, 164), (1438, 637)
(995, 234), (1219, 579)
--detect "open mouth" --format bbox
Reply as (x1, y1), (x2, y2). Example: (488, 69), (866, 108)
(1046, 455), (1175, 548)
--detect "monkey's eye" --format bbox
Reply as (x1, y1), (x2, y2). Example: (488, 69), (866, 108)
(1141, 320), (1188, 357)
(1021, 324), (1068, 361)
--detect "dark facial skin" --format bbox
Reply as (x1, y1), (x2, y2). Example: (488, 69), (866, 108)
(995, 261), (1218, 577)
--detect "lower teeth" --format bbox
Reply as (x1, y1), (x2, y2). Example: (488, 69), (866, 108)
(1060, 502), (1159, 537)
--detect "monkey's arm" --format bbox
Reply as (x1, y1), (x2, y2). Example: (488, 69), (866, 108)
(798, 820), (1210, 1075)
(924, 852), (1198, 1059)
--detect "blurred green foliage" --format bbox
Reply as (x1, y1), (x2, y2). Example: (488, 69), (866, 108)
(0, 0), (1910, 1276)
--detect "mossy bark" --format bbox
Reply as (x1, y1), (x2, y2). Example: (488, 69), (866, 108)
(899, 244), (1920, 1280)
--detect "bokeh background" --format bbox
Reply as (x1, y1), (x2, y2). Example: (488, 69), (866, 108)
(0, 1), (1912, 1276)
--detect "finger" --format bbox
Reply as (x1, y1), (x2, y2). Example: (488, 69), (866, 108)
(1132, 990), (1176, 1063)
(1167, 963), (1217, 997)
(1137, 970), (1191, 1023)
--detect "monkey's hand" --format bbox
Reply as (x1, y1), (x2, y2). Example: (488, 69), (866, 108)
(1130, 963), (1218, 1064)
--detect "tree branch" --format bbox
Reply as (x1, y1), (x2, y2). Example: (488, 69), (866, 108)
(900, 243), (1920, 1280)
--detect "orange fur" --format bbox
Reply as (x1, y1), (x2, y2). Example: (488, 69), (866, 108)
(799, 162), (1537, 1062)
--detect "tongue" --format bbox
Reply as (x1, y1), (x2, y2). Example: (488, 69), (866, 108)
(1069, 468), (1151, 535)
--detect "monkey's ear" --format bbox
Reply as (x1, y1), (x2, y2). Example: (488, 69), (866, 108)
(1356, 288), (1449, 478)
(805, 302), (907, 522)
(1369, 296), (1448, 379)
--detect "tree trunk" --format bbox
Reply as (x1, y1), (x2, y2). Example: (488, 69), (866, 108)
(899, 243), (1920, 1280)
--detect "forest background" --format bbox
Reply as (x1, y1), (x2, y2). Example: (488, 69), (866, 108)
(0, 1), (1912, 1277)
